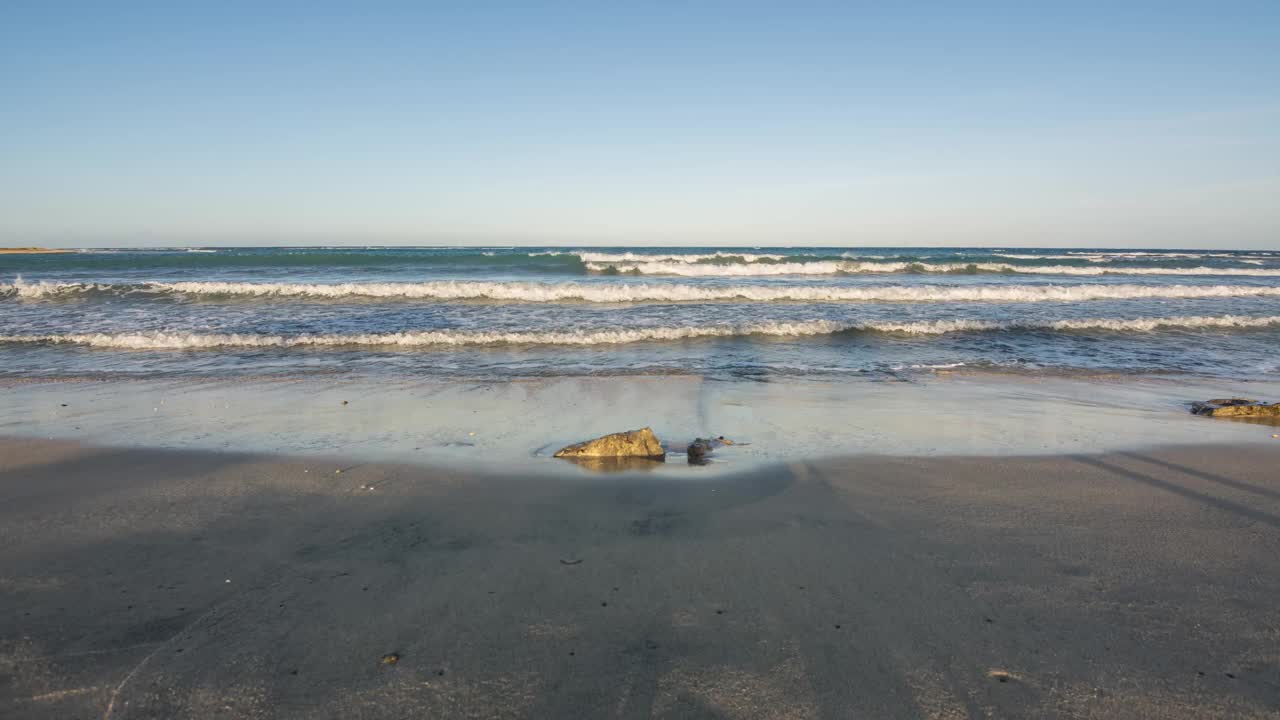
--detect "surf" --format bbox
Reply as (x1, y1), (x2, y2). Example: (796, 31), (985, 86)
(5, 314), (1278, 349)
(9, 279), (1280, 304)
(583, 261), (1280, 277)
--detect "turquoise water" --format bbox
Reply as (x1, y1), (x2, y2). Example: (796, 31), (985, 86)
(2, 246), (1279, 380)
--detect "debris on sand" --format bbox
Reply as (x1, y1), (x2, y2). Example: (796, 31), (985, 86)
(987, 669), (1019, 683)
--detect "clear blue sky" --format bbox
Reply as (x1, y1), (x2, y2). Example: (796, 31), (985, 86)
(2, 1), (1278, 248)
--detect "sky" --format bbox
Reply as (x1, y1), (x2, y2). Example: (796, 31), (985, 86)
(1, 1), (1278, 248)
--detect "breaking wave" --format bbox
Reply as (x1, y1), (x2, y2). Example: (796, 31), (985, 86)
(4, 315), (1277, 349)
(8, 279), (1280, 304)
(575, 251), (791, 264)
(584, 261), (1280, 277)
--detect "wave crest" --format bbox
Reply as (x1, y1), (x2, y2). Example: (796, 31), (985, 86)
(584, 261), (1280, 277)
(3, 315), (1276, 349)
(8, 279), (1280, 304)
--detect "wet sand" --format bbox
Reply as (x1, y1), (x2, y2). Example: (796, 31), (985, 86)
(2, 437), (1279, 718)
(5, 374), (1280, 473)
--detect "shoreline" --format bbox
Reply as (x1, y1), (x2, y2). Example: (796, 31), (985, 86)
(2, 373), (1278, 475)
(3, 436), (1279, 717)
(0, 247), (73, 254)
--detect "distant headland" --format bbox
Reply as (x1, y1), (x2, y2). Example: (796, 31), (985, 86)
(0, 247), (73, 254)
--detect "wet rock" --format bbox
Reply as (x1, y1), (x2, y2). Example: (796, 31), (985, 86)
(554, 427), (665, 460)
(686, 436), (735, 465)
(1191, 399), (1280, 418)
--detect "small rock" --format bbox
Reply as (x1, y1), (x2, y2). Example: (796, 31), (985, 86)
(686, 436), (735, 464)
(380, 653), (400, 665)
(987, 669), (1017, 683)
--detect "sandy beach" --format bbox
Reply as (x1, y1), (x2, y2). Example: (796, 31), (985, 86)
(7, 1), (1280, 717)
(3, 436), (1278, 719)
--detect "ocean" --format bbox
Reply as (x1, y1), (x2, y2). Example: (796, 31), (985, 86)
(3, 246), (1280, 381)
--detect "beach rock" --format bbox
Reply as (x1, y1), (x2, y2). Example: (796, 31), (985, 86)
(554, 427), (666, 460)
(686, 436), (735, 465)
(1191, 399), (1280, 418)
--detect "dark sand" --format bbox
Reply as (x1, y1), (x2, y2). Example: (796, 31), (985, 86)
(2, 437), (1278, 719)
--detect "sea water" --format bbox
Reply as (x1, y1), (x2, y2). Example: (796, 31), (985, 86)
(3, 246), (1279, 381)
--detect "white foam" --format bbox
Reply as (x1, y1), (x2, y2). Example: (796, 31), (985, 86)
(8, 279), (1280, 304)
(3, 280), (142, 299)
(575, 251), (791, 263)
(586, 260), (1280, 277)
(1063, 251), (1208, 259)
(3, 315), (1277, 350)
